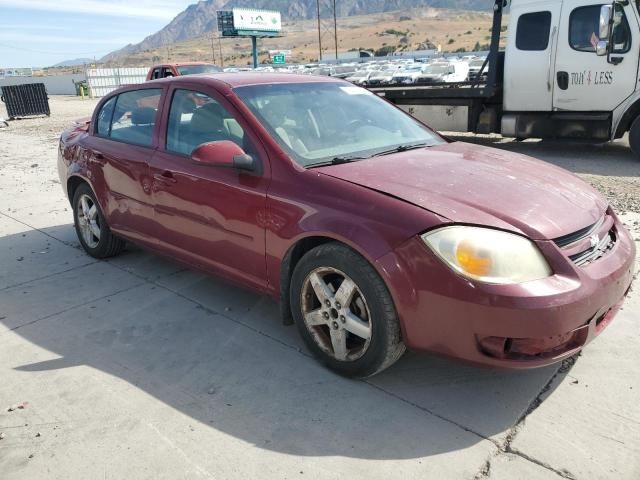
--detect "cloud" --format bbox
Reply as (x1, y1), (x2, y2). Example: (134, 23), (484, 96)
(0, 0), (191, 20)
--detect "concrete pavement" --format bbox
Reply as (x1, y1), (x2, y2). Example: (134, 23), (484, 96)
(1, 101), (639, 479)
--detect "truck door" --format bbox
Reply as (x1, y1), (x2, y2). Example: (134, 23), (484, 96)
(553, 1), (638, 111)
(504, 1), (562, 111)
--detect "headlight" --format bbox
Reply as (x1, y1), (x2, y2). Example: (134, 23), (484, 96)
(421, 226), (552, 284)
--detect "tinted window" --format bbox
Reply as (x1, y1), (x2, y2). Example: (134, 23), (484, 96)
(516, 12), (552, 51)
(176, 65), (222, 75)
(109, 89), (161, 147)
(166, 89), (245, 155)
(152, 69), (162, 79)
(163, 68), (174, 78)
(96, 96), (116, 136)
(570, 4), (631, 53)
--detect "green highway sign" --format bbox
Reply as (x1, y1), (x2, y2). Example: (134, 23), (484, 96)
(272, 54), (285, 64)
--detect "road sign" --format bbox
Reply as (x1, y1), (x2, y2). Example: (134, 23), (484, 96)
(272, 54), (285, 64)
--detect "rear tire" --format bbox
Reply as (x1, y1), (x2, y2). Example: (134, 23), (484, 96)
(290, 243), (405, 378)
(72, 183), (125, 259)
(629, 116), (640, 158)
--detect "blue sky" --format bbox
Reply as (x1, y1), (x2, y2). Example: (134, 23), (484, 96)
(0, 0), (196, 67)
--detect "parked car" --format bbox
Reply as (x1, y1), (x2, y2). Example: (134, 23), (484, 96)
(467, 57), (489, 81)
(391, 64), (426, 84)
(345, 70), (374, 85)
(416, 61), (469, 84)
(146, 62), (222, 80)
(58, 74), (635, 378)
(365, 69), (395, 86)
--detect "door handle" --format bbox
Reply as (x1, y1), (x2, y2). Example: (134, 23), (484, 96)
(557, 71), (569, 91)
(153, 171), (177, 184)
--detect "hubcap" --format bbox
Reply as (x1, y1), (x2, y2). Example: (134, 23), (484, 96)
(301, 267), (372, 362)
(77, 194), (101, 248)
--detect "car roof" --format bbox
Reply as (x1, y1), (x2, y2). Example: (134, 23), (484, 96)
(147, 72), (343, 89)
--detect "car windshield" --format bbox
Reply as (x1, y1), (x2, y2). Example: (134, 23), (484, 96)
(470, 59), (486, 67)
(423, 64), (450, 74)
(234, 82), (443, 167)
(176, 64), (222, 75)
(350, 71), (368, 77)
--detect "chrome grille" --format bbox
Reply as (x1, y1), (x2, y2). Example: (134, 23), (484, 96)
(553, 214), (616, 267)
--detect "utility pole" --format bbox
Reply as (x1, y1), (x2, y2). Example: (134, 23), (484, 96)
(333, 0), (338, 61)
(316, 0), (338, 62)
(316, 0), (322, 62)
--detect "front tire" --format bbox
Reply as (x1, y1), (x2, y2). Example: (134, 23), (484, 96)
(72, 183), (125, 258)
(629, 116), (640, 158)
(290, 243), (405, 378)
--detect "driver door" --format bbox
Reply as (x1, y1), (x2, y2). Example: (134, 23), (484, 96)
(553, 1), (639, 111)
(149, 86), (270, 290)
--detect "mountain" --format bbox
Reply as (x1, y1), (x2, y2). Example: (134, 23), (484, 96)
(51, 58), (95, 67)
(102, 0), (490, 61)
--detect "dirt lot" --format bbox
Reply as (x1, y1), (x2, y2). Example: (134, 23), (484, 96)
(0, 96), (639, 480)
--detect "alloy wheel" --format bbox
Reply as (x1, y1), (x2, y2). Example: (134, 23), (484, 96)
(301, 267), (372, 361)
(77, 194), (101, 248)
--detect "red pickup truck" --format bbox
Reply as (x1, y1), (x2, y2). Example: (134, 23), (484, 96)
(146, 62), (222, 81)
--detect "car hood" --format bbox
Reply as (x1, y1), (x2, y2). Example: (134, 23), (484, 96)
(315, 142), (607, 240)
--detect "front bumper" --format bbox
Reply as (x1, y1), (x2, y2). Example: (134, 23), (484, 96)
(376, 215), (636, 368)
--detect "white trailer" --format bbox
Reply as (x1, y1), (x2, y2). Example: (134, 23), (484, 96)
(372, 0), (640, 157)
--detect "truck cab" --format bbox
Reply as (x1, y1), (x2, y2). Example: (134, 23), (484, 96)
(503, 0), (640, 148)
(372, 0), (640, 157)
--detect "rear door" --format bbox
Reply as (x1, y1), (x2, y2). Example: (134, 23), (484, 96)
(504, 1), (562, 111)
(84, 88), (164, 241)
(553, 1), (638, 111)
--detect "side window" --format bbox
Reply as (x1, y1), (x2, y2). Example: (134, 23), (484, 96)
(109, 89), (161, 147)
(166, 89), (245, 156)
(516, 11), (552, 51)
(163, 68), (174, 78)
(96, 96), (116, 136)
(570, 4), (631, 53)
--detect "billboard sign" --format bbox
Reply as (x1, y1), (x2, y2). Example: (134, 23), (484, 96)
(232, 8), (281, 33)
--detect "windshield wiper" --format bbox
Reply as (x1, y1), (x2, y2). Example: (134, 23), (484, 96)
(371, 142), (431, 157)
(306, 155), (366, 168)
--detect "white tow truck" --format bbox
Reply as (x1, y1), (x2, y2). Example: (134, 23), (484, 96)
(371, 0), (640, 157)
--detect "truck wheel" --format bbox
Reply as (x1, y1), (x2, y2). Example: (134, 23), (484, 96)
(629, 116), (640, 158)
(290, 242), (406, 378)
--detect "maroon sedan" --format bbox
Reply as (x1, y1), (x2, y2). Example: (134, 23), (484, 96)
(58, 74), (636, 377)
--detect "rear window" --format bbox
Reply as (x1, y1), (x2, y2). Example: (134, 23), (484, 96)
(516, 11), (552, 51)
(98, 89), (161, 147)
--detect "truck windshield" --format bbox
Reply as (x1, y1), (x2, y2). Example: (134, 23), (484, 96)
(176, 64), (222, 75)
(235, 82), (444, 167)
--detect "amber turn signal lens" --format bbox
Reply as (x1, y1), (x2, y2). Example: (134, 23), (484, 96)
(455, 240), (492, 277)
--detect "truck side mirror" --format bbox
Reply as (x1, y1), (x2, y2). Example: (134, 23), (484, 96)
(597, 4), (613, 57)
(599, 5), (613, 40)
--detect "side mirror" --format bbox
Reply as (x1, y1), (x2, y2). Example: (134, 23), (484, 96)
(191, 140), (258, 173)
(599, 5), (613, 40)
(596, 40), (609, 56)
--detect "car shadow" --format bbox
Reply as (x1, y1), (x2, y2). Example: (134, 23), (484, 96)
(0, 224), (574, 461)
(444, 134), (640, 178)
